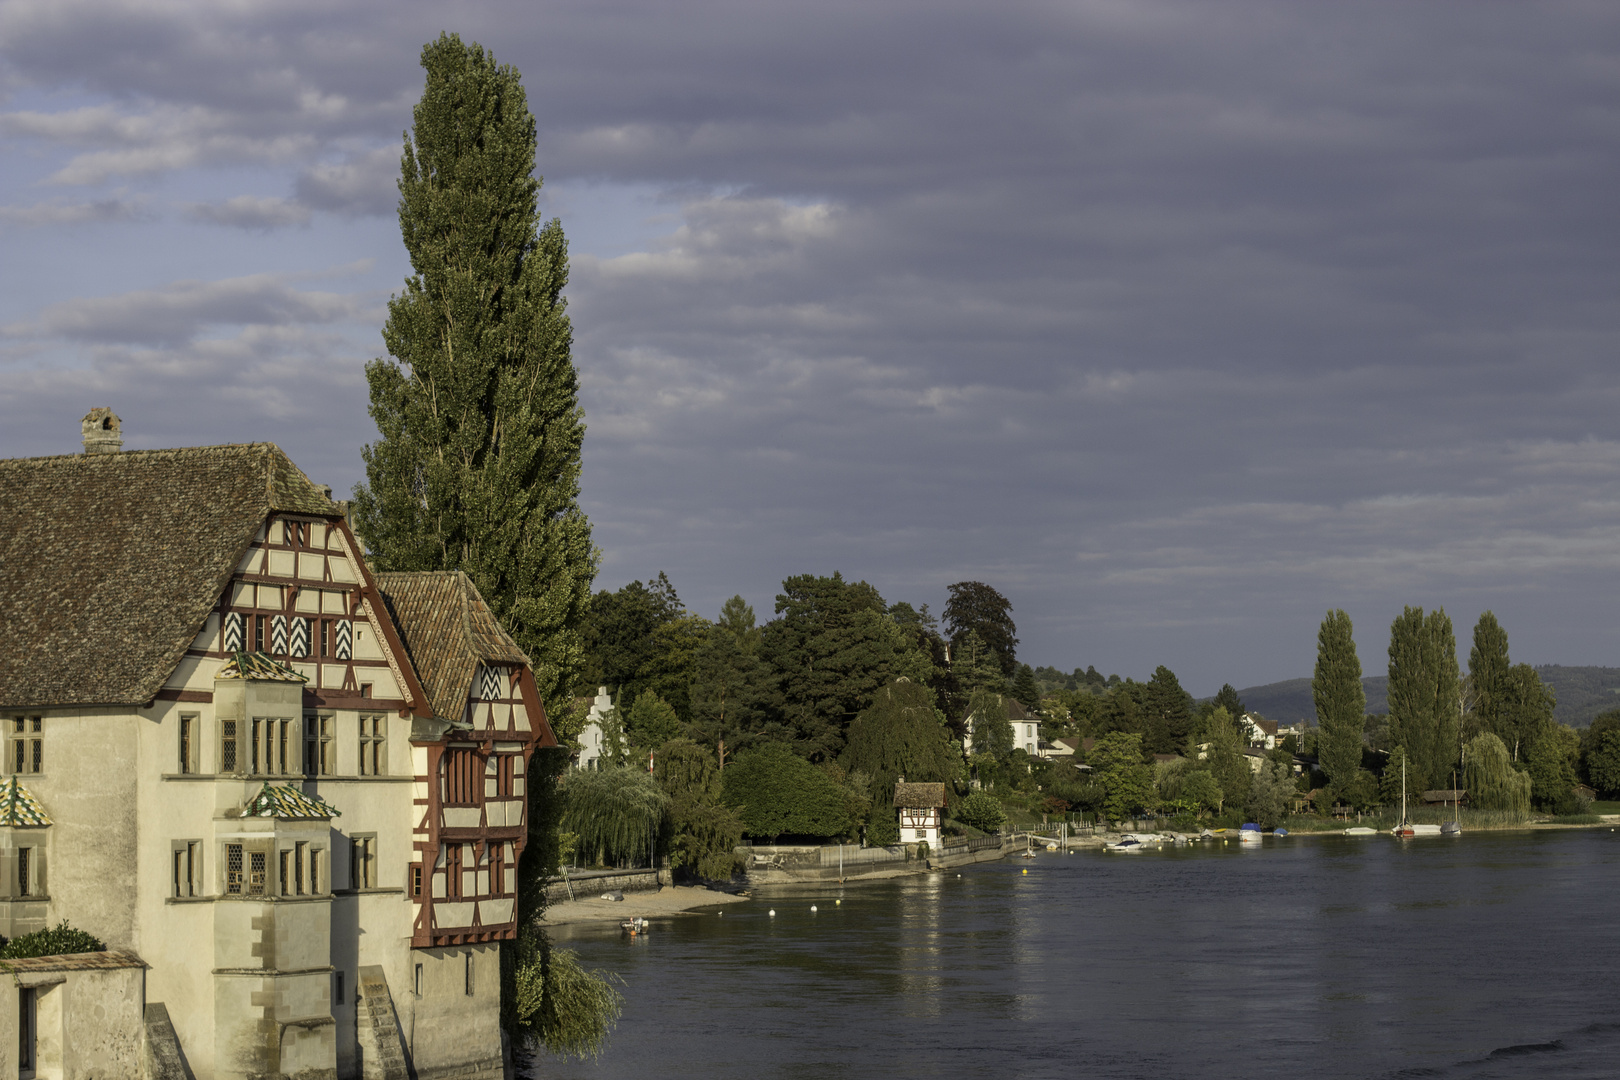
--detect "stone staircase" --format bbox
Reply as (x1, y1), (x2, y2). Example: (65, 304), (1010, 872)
(357, 966), (411, 1080)
(143, 1003), (194, 1080)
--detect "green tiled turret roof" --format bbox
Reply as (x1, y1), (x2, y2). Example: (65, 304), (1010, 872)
(215, 652), (308, 682)
(243, 783), (340, 821)
(0, 777), (51, 826)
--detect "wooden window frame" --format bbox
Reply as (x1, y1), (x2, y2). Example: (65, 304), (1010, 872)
(359, 715), (386, 776)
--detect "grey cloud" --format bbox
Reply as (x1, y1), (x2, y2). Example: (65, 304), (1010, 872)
(295, 147), (399, 216)
(11, 275), (364, 347)
(4, 0), (1620, 688)
(0, 197), (144, 226)
(185, 195), (312, 230)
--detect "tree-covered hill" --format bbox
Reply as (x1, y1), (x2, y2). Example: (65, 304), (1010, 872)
(1230, 666), (1620, 728)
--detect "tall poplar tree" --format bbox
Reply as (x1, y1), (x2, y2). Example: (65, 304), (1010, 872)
(1387, 605), (1460, 790)
(354, 33), (594, 707)
(1313, 609), (1366, 790)
(1467, 611), (1511, 741)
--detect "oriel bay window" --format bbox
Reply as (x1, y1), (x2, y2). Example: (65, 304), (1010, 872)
(225, 843), (269, 895)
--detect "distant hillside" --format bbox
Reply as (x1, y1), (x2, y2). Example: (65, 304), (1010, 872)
(1229, 666), (1620, 729)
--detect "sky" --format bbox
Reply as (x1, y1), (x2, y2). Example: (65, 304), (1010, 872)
(3, 0), (1620, 696)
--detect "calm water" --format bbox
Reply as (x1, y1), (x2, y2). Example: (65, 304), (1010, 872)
(535, 829), (1620, 1079)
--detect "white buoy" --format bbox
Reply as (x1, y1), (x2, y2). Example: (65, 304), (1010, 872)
(810, 905), (818, 912)
(768, 909), (776, 916)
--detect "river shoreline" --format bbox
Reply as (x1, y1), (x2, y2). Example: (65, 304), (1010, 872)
(542, 885), (748, 927)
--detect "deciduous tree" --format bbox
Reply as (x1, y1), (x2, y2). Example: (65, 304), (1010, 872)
(760, 573), (896, 760)
(943, 581), (1019, 677)
(1467, 611), (1511, 741)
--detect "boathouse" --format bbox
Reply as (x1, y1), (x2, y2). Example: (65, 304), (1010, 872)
(894, 779), (947, 850)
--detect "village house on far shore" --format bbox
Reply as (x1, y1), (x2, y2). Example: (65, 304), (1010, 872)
(0, 410), (557, 1080)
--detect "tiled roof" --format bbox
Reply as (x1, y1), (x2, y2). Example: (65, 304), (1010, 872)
(0, 949), (146, 973)
(243, 783), (340, 820)
(215, 652), (308, 683)
(894, 781), (947, 808)
(0, 443), (338, 709)
(0, 777), (51, 826)
(376, 571), (529, 724)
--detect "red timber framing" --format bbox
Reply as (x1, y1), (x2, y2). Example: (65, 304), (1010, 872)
(409, 664), (556, 948)
(168, 512), (430, 718)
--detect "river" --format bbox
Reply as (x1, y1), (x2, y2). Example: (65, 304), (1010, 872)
(535, 828), (1620, 1079)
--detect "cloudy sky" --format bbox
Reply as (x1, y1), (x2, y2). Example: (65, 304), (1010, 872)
(4, 0), (1619, 694)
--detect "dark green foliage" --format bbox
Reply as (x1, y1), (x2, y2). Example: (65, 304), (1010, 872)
(625, 691), (681, 750)
(967, 689), (1014, 763)
(0, 922), (103, 959)
(721, 742), (859, 839)
(1313, 609), (1366, 791)
(353, 34), (592, 705)
(1525, 723), (1580, 812)
(688, 599), (776, 769)
(1200, 708), (1252, 814)
(1336, 768), (1380, 812)
(1462, 733), (1531, 812)
(1095, 681), (1143, 737)
(580, 574), (685, 714)
(1245, 760), (1293, 829)
(652, 739), (744, 880)
(949, 628), (1003, 703)
(560, 767), (669, 867)
(1467, 611), (1511, 740)
(955, 790), (1007, 831)
(508, 925), (624, 1062)
(1581, 710), (1620, 796)
(1493, 663), (1556, 762)
(759, 573), (898, 760)
(1213, 683), (1245, 719)
(1387, 606), (1461, 791)
(943, 581), (1019, 677)
(1141, 666), (1193, 754)
(1088, 732), (1156, 819)
(841, 678), (961, 816)
(1010, 664), (1041, 713)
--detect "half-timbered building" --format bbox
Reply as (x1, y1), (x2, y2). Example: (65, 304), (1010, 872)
(0, 412), (556, 1080)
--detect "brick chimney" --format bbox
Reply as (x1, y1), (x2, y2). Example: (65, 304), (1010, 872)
(81, 408), (123, 454)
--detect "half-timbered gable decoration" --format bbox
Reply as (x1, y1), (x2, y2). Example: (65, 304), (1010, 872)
(375, 571), (556, 949)
(894, 779), (948, 850)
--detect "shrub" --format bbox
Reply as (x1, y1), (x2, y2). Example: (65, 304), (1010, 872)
(0, 922), (103, 960)
(721, 742), (860, 839)
(955, 790), (1006, 832)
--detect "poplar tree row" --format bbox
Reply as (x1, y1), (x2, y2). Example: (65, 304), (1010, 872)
(1311, 607), (1574, 811)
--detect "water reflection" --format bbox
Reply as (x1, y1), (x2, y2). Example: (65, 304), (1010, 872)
(538, 830), (1620, 1080)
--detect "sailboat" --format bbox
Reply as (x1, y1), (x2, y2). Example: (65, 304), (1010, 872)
(1441, 769), (1462, 836)
(1393, 758), (1415, 839)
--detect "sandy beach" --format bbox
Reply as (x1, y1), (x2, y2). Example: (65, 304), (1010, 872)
(541, 885), (749, 926)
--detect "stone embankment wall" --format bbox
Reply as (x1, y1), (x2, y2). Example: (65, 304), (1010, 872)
(543, 867), (662, 903)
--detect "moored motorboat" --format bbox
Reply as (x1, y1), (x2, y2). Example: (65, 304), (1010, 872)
(1344, 826), (1377, 836)
(621, 916), (649, 935)
(1105, 834), (1149, 853)
(1238, 823), (1263, 844)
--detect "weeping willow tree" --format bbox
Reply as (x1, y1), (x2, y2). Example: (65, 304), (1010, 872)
(507, 926), (624, 1060)
(560, 767), (670, 867)
(1462, 732), (1531, 813)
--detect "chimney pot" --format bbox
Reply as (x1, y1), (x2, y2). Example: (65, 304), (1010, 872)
(81, 408), (123, 454)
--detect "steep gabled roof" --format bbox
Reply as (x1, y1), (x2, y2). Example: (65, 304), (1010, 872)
(375, 571), (530, 724)
(894, 781), (947, 809)
(0, 444), (338, 709)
